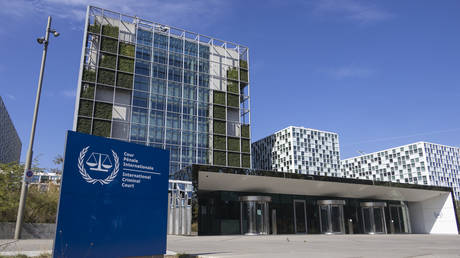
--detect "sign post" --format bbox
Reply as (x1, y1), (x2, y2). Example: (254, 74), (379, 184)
(53, 131), (170, 257)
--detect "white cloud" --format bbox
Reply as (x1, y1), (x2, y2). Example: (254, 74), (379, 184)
(60, 89), (76, 98)
(313, 0), (392, 24)
(321, 66), (375, 79)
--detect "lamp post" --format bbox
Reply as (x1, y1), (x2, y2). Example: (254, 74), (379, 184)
(14, 16), (59, 240)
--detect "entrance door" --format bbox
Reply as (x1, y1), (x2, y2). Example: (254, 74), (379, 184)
(294, 200), (307, 234)
(318, 200), (346, 234)
(389, 205), (410, 234)
(361, 202), (387, 234)
(239, 196), (271, 235)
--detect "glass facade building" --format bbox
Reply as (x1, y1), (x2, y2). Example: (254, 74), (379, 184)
(0, 96), (22, 164)
(73, 6), (251, 175)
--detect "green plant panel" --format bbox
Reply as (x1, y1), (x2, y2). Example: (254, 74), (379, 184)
(227, 68), (238, 80)
(101, 37), (118, 54)
(242, 139), (250, 153)
(242, 154), (251, 168)
(119, 42), (135, 57)
(241, 124), (250, 138)
(92, 120), (111, 137)
(82, 68), (96, 82)
(213, 151), (226, 166)
(228, 152), (240, 167)
(227, 94), (239, 107)
(97, 69), (115, 85)
(102, 24), (119, 38)
(80, 83), (95, 99)
(118, 57), (134, 73)
(227, 80), (239, 94)
(213, 120), (226, 135)
(94, 102), (112, 120)
(99, 53), (116, 69)
(117, 72), (133, 89)
(228, 137), (240, 152)
(240, 69), (249, 82)
(213, 91), (225, 105)
(78, 99), (93, 117)
(213, 105), (226, 120)
(77, 117), (91, 134)
(88, 24), (101, 34)
(239, 60), (248, 69)
(213, 135), (226, 150)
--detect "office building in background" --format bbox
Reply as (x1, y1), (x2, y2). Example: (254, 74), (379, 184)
(0, 96), (22, 164)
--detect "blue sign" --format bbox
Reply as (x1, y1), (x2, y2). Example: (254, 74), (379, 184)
(53, 131), (169, 258)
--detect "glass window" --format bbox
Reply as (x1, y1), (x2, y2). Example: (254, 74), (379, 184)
(198, 103), (209, 117)
(182, 115), (197, 131)
(198, 133), (208, 148)
(199, 44), (210, 59)
(152, 63), (167, 79)
(181, 147), (196, 164)
(199, 60), (209, 73)
(134, 75), (150, 92)
(114, 89), (131, 105)
(166, 129), (181, 145)
(151, 94), (165, 110)
(185, 41), (198, 56)
(135, 60), (150, 76)
(130, 123), (147, 141)
(136, 46), (151, 61)
(137, 29), (153, 46)
(167, 82), (182, 97)
(132, 107), (148, 124)
(166, 145), (180, 162)
(154, 33), (168, 49)
(149, 126), (164, 144)
(166, 112), (181, 129)
(169, 52), (183, 68)
(169, 37), (183, 53)
(168, 67), (183, 82)
(197, 148), (209, 164)
(150, 110), (164, 127)
(183, 84), (197, 100)
(182, 132), (196, 147)
(198, 89), (210, 103)
(184, 56), (198, 71)
(133, 90), (149, 107)
(167, 97), (181, 113)
(184, 71), (197, 85)
(183, 99), (197, 116)
(198, 117), (209, 132)
(153, 49), (167, 64)
(151, 78), (166, 95)
(199, 73), (209, 87)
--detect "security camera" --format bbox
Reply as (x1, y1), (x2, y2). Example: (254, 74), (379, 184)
(53, 31), (60, 37)
(37, 37), (46, 44)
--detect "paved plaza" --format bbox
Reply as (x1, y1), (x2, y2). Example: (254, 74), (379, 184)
(1, 234), (460, 257)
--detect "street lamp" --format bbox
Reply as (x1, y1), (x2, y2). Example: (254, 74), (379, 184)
(14, 16), (59, 240)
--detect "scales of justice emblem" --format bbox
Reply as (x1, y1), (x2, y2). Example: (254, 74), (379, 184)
(78, 146), (119, 185)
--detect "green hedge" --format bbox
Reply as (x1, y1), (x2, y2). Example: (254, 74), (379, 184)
(78, 99), (93, 117)
(97, 69), (115, 85)
(240, 60), (248, 69)
(88, 24), (101, 34)
(119, 42), (135, 57)
(117, 72), (133, 89)
(213, 105), (226, 120)
(92, 120), (111, 137)
(213, 120), (226, 135)
(94, 102), (112, 119)
(227, 68), (238, 80)
(241, 124), (250, 138)
(240, 69), (248, 82)
(118, 57), (134, 73)
(228, 153), (240, 167)
(228, 137), (240, 152)
(242, 139), (250, 153)
(242, 154), (251, 168)
(213, 135), (226, 150)
(99, 53), (116, 69)
(102, 24), (119, 38)
(227, 94), (239, 107)
(82, 68), (96, 82)
(101, 37), (118, 54)
(213, 151), (226, 166)
(77, 117), (91, 134)
(227, 80), (239, 94)
(213, 91), (225, 105)
(80, 83), (94, 99)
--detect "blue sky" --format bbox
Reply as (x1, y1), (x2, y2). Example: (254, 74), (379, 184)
(1, 0), (459, 170)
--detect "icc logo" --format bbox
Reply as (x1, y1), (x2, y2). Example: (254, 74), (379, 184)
(78, 146), (119, 185)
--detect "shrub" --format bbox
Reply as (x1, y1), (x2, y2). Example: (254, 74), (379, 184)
(102, 24), (119, 38)
(118, 57), (134, 73)
(227, 94), (239, 107)
(213, 91), (225, 105)
(240, 69), (248, 82)
(88, 24), (101, 34)
(213, 151), (226, 166)
(119, 42), (135, 57)
(242, 139), (250, 153)
(80, 83), (94, 99)
(213, 135), (226, 150)
(213, 120), (226, 135)
(242, 154), (251, 168)
(99, 53), (116, 69)
(228, 153), (240, 167)
(117, 72), (133, 89)
(78, 99), (93, 117)
(82, 68), (96, 82)
(227, 80), (239, 94)
(241, 124), (250, 138)
(77, 118), (91, 134)
(228, 137), (240, 152)
(94, 102), (112, 119)
(213, 105), (225, 120)
(227, 68), (238, 80)
(101, 37), (118, 54)
(92, 120), (111, 137)
(97, 69), (115, 85)
(239, 60), (248, 69)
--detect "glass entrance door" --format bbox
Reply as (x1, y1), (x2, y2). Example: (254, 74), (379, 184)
(240, 196), (271, 235)
(294, 200), (307, 234)
(360, 202), (387, 234)
(318, 200), (346, 234)
(389, 204), (411, 234)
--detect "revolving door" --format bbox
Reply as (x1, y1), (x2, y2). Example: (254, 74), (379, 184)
(318, 200), (346, 234)
(239, 196), (271, 235)
(361, 202), (387, 234)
